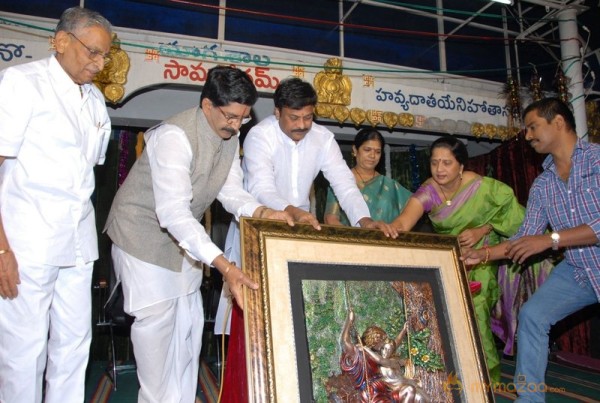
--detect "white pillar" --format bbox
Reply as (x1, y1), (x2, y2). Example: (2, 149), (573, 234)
(558, 8), (588, 138)
(384, 143), (391, 178)
(436, 0), (447, 72)
(217, 0), (226, 42)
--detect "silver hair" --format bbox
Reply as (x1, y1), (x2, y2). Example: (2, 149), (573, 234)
(55, 7), (112, 36)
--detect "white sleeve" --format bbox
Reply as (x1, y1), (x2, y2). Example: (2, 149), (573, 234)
(94, 99), (111, 166)
(243, 128), (291, 211)
(0, 68), (30, 156)
(217, 142), (261, 220)
(147, 125), (222, 265)
(321, 135), (370, 226)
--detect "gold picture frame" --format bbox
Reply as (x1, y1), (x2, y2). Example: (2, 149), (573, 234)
(241, 218), (492, 402)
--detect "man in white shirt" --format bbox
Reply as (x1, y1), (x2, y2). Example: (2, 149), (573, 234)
(104, 66), (293, 403)
(245, 77), (397, 231)
(218, 77), (397, 402)
(0, 7), (113, 403)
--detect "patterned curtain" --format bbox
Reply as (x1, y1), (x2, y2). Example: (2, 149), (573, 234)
(465, 132), (545, 205)
(390, 146), (430, 192)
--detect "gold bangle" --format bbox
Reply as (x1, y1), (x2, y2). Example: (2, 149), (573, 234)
(0, 248), (11, 255)
(482, 245), (490, 264)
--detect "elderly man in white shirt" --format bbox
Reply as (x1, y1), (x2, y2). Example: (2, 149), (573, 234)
(217, 77), (397, 403)
(0, 7), (113, 403)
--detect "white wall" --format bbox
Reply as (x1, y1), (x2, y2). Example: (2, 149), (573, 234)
(108, 87), (500, 157)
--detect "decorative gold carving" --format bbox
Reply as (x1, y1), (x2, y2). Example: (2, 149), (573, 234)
(497, 125), (509, 140)
(366, 110), (383, 127)
(93, 33), (130, 104)
(382, 111), (398, 129)
(470, 122), (484, 138)
(314, 58), (352, 123)
(315, 104), (333, 119)
(350, 108), (367, 126)
(509, 126), (520, 138)
(314, 58), (352, 106)
(398, 113), (415, 127)
(484, 124), (497, 139)
(310, 58), (510, 142)
(332, 105), (350, 124)
(349, 108), (366, 126)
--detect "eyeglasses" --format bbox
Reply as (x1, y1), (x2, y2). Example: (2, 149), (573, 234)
(68, 32), (111, 64)
(215, 105), (252, 125)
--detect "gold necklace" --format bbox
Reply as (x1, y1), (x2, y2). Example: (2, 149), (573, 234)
(439, 177), (462, 206)
(354, 168), (376, 184)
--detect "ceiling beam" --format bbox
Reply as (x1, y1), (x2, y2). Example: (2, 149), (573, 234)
(444, 3), (495, 38)
(520, 0), (587, 12)
(355, 0), (545, 40)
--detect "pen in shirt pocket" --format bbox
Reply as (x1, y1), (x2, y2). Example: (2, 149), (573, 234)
(95, 122), (105, 161)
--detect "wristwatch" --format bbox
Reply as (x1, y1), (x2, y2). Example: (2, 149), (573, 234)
(550, 231), (560, 251)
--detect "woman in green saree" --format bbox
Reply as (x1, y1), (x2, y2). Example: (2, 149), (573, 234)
(324, 128), (412, 225)
(392, 136), (552, 384)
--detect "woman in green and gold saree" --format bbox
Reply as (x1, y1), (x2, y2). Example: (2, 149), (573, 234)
(392, 136), (553, 384)
(324, 128), (412, 225)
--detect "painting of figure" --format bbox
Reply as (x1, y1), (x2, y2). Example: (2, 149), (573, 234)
(290, 265), (449, 402)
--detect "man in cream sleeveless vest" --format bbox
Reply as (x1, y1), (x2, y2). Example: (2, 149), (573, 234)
(104, 66), (293, 403)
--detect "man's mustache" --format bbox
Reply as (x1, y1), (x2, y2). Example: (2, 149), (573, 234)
(292, 128), (309, 134)
(223, 127), (237, 136)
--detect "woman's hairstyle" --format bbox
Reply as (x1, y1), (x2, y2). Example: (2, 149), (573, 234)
(362, 325), (387, 349)
(354, 128), (385, 149)
(274, 77), (317, 110)
(200, 66), (258, 107)
(354, 128), (385, 172)
(430, 136), (468, 165)
(56, 7), (112, 36)
(522, 97), (576, 132)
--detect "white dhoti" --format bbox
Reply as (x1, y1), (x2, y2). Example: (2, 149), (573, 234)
(214, 220), (241, 335)
(0, 253), (93, 403)
(112, 244), (204, 403)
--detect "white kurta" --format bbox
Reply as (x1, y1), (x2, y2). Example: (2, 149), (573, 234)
(0, 55), (111, 265)
(0, 55), (111, 403)
(112, 123), (260, 402)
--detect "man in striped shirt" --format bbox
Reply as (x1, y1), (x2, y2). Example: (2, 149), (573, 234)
(463, 97), (599, 402)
